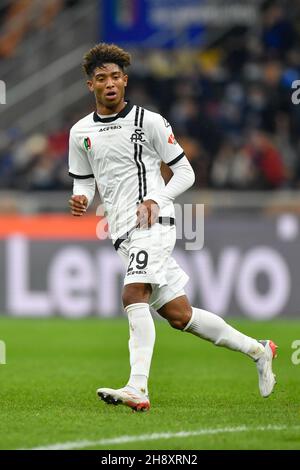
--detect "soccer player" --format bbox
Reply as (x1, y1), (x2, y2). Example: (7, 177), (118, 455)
(68, 43), (277, 412)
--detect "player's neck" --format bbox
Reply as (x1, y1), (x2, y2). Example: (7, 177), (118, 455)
(96, 100), (127, 116)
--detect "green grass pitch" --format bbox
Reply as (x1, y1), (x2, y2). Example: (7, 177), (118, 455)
(0, 317), (299, 450)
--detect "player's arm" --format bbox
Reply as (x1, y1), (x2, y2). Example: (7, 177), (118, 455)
(69, 178), (95, 216)
(136, 116), (195, 227)
(68, 127), (95, 217)
(151, 116), (195, 208)
(151, 155), (195, 210)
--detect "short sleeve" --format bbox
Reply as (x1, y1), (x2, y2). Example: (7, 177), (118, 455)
(151, 114), (185, 166)
(68, 128), (94, 179)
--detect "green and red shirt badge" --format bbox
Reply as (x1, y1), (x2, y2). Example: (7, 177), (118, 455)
(84, 137), (91, 151)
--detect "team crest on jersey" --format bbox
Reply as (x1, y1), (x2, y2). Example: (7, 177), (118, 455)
(168, 133), (177, 145)
(83, 137), (91, 151)
(130, 129), (146, 143)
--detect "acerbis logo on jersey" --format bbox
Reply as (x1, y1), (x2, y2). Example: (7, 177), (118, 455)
(130, 129), (146, 143)
(83, 137), (91, 151)
(99, 125), (122, 133)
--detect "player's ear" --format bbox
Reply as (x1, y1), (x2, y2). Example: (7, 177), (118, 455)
(87, 79), (94, 93)
(123, 74), (128, 87)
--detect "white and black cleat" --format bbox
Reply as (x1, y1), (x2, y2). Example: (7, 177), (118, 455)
(97, 386), (150, 412)
(255, 340), (278, 398)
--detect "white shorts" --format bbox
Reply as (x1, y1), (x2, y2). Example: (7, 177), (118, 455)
(117, 223), (189, 310)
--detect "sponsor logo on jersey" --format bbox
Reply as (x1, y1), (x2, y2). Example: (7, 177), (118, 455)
(98, 125), (122, 132)
(130, 129), (146, 143)
(83, 137), (91, 151)
(168, 133), (177, 145)
(127, 270), (147, 276)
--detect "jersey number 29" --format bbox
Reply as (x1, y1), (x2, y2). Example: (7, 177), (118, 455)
(127, 250), (149, 272)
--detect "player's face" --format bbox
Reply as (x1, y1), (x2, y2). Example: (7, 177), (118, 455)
(87, 63), (128, 111)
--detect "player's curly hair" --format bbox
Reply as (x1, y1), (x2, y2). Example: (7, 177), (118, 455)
(82, 43), (131, 77)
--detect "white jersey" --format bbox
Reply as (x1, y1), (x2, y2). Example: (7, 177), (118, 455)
(68, 102), (185, 243)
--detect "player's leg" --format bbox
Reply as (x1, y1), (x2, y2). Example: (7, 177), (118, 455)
(157, 294), (264, 356)
(97, 282), (154, 411)
(157, 294), (277, 397)
(122, 282), (155, 396)
(98, 223), (168, 412)
(117, 223), (176, 403)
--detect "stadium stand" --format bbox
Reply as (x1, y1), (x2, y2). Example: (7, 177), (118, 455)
(0, 0), (300, 197)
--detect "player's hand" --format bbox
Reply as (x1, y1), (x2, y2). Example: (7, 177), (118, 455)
(136, 199), (159, 229)
(69, 195), (88, 216)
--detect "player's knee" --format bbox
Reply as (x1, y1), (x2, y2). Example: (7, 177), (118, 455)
(122, 283), (152, 308)
(168, 309), (192, 331)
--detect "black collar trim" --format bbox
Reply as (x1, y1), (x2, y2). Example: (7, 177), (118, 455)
(93, 101), (133, 123)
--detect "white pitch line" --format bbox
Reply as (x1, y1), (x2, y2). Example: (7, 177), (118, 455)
(27, 424), (300, 450)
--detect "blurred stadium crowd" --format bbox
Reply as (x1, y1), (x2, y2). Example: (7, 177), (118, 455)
(1, 1), (300, 192)
(0, 0), (80, 58)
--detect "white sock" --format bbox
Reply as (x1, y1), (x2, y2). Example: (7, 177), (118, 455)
(125, 303), (156, 395)
(184, 307), (264, 360)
